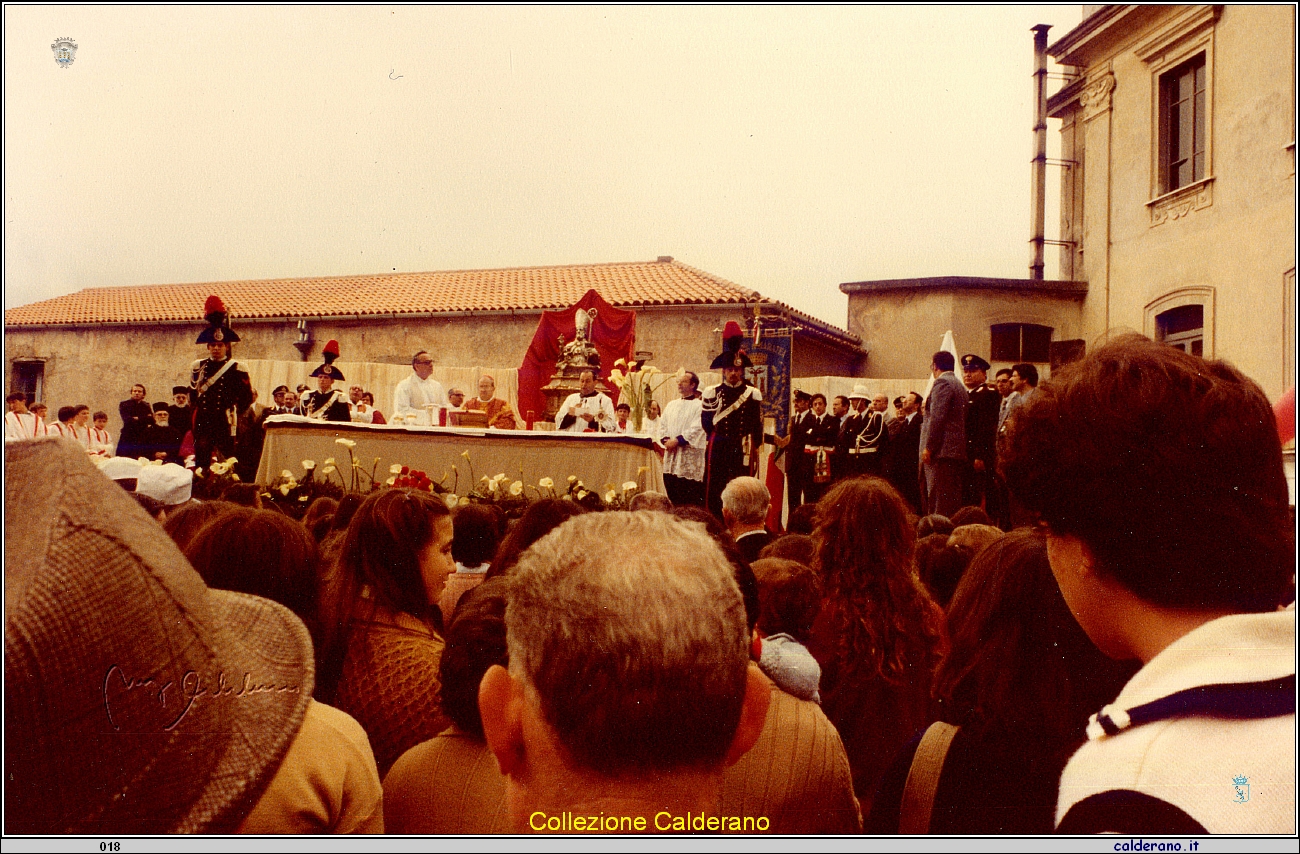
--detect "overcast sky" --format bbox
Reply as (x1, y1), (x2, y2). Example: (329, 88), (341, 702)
(5, 5), (1083, 328)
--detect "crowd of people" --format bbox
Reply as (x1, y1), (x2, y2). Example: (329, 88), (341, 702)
(5, 297), (1296, 837)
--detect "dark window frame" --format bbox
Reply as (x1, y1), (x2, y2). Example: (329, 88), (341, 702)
(990, 324), (1053, 363)
(1156, 304), (1205, 358)
(1159, 53), (1207, 194)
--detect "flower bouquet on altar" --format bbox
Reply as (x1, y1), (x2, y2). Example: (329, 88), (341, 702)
(607, 359), (680, 434)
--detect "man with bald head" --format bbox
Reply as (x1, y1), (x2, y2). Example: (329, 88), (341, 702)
(465, 375), (517, 429)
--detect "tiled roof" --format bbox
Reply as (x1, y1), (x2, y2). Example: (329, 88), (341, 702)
(6, 258), (860, 344)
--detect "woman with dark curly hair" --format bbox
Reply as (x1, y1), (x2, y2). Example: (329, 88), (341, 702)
(316, 488), (455, 777)
(807, 476), (947, 811)
(867, 529), (1136, 833)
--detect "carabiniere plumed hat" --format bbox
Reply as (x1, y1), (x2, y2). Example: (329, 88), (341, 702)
(309, 340), (345, 381)
(709, 321), (753, 370)
(4, 438), (313, 833)
(195, 295), (240, 345)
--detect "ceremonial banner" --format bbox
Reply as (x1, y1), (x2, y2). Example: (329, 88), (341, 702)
(747, 332), (791, 531)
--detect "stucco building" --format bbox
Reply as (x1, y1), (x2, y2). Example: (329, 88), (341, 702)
(840, 5), (1295, 398)
(1049, 3), (1295, 400)
(5, 257), (863, 421)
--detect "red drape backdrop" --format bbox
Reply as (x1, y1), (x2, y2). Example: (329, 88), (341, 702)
(517, 289), (637, 424)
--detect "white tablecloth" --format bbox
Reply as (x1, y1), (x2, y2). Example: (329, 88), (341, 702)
(255, 416), (665, 496)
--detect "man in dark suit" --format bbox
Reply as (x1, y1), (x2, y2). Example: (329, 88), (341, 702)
(919, 351), (967, 518)
(887, 391), (924, 514)
(803, 393), (838, 505)
(779, 389), (817, 510)
(721, 476), (772, 564)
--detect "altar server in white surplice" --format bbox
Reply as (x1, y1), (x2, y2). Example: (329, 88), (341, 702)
(658, 372), (707, 507)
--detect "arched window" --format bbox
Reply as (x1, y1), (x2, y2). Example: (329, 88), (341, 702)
(1156, 304), (1204, 357)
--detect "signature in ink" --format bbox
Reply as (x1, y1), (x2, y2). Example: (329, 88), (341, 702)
(103, 665), (300, 731)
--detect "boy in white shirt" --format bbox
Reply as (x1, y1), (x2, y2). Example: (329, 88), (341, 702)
(4, 393), (45, 442)
(89, 411), (114, 457)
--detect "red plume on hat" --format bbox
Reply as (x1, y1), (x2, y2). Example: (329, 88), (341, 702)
(710, 320), (753, 370)
(310, 340), (345, 381)
(196, 294), (240, 344)
(203, 295), (227, 327)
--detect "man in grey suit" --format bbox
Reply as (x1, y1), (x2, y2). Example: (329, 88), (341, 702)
(919, 351), (967, 518)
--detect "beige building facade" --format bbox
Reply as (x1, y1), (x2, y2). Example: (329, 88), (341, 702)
(841, 276), (1086, 381)
(1049, 4), (1296, 399)
(839, 6), (1295, 398)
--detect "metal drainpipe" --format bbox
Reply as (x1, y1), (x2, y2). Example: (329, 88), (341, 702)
(1030, 24), (1051, 281)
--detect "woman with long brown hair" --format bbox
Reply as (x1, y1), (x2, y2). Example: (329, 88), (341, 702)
(808, 476), (947, 811)
(316, 488), (456, 777)
(867, 529), (1136, 833)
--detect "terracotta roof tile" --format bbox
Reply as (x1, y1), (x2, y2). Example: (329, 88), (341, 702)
(5, 259), (859, 343)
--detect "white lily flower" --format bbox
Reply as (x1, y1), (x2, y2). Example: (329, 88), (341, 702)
(390, 463), (403, 474)
(510, 480), (524, 496)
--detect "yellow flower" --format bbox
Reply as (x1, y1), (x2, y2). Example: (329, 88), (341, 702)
(281, 469), (294, 479)
(335, 438), (356, 448)
(322, 465), (336, 475)
(324, 457), (336, 466)
(457, 496), (470, 507)
(539, 477), (554, 490)
(390, 463), (403, 474)
(510, 480), (524, 496)
(279, 484), (291, 496)
(568, 475), (578, 484)
(227, 457), (239, 465)
(461, 450), (471, 460)
(302, 460), (316, 471)
(576, 489), (589, 500)
(298, 495), (309, 502)
(231, 473), (241, 482)
(614, 358), (627, 368)
(386, 476), (397, 486)
(622, 481), (638, 492)
(604, 490), (616, 503)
